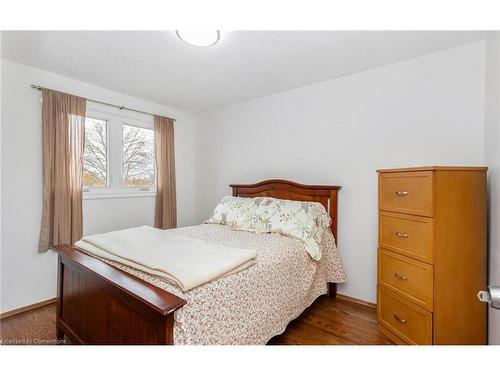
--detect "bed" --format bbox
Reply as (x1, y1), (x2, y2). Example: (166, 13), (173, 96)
(54, 180), (344, 344)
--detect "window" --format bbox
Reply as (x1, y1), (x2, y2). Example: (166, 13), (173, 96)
(122, 125), (155, 187)
(83, 118), (108, 188)
(82, 106), (156, 199)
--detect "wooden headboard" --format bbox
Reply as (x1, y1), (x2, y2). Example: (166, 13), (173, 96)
(230, 180), (341, 241)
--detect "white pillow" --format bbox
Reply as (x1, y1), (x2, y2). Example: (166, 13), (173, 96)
(250, 197), (331, 260)
(205, 196), (258, 230)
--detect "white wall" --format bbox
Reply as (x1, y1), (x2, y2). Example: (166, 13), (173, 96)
(485, 33), (500, 345)
(195, 42), (486, 304)
(0, 59), (198, 313)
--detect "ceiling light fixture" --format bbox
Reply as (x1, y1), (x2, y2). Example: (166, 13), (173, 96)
(175, 30), (220, 47)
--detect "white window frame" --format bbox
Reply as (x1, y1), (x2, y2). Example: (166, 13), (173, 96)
(83, 103), (156, 200)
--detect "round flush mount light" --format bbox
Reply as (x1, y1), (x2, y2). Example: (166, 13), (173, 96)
(175, 30), (220, 47)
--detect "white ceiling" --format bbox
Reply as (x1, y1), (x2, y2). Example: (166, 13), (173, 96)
(1, 31), (491, 112)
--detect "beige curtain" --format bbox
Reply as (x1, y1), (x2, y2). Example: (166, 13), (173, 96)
(39, 89), (86, 252)
(154, 116), (177, 229)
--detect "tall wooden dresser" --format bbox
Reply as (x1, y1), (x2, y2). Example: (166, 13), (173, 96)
(376, 166), (487, 345)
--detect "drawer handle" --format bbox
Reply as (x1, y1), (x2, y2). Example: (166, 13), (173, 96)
(394, 272), (408, 281)
(395, 191), (409, 196)
(393, 314), (407, 324)
(395, 231), (409, 238)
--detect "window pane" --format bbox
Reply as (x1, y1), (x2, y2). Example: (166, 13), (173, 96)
(122, 124), (155, 187)
(83, 118), (108, 187)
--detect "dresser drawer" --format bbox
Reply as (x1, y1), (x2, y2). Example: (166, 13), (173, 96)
(378, 286), (433, 345)
(379, 211), (434, 263)
(378, 248), (433, 311)
(379, 171), (434, 217)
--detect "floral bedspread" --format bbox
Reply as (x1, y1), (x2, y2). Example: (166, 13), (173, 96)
(93, 223), (346, 344)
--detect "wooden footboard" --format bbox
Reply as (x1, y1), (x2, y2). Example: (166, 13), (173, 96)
(54, 245), (186, 344)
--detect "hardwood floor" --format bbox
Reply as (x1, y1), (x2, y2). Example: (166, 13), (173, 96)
(0, 304), (58, 345)
(269, 295), (392, 345)
(0, 295), (392, 345)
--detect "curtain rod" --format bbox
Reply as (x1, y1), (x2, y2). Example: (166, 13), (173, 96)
(30, 84), (176, 122)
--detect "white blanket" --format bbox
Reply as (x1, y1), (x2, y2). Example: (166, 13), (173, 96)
(74, 226), (257, 291)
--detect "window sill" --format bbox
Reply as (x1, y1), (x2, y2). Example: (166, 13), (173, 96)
(83, 191), (156, 200)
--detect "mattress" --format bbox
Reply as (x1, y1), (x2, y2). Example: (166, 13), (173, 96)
(91, 223), (346, 344)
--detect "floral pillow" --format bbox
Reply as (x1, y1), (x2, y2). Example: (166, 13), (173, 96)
(205, 196), (258, 230)
(250, 197), (331, 260)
